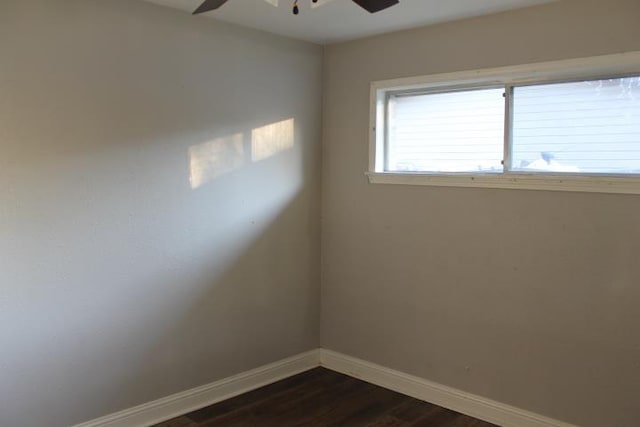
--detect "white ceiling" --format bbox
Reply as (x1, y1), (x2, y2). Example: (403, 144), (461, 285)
(143, 0), (556, 44)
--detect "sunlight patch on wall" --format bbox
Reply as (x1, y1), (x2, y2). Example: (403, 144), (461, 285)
(189, 133), (244, 189)
(251, 118), (295, 162)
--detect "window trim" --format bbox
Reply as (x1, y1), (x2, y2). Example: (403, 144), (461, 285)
(368, 51), (640, 194)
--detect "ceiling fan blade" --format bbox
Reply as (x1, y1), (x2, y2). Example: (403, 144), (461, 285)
(351, 0), (399, 13)
(193, 0), (230, 15)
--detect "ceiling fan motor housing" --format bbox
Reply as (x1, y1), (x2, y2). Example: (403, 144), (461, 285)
(193, 0), (400, 15)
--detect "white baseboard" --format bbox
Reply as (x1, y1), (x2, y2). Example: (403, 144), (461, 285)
(320, 349), (576, 427)
(73, 350), (320, 427)
(74, 348), (576, 427)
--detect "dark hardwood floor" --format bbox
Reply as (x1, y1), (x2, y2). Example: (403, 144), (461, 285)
(153, 368), (497, 427)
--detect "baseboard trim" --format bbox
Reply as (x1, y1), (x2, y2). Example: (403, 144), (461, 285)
(74, 348), (576, 427)
(320, 349), (576, 427)
(73, 350), (320, 427)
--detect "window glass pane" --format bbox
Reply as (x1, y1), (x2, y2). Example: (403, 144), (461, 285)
(387, 88), (505, 173)
(512, 76), (640, 174)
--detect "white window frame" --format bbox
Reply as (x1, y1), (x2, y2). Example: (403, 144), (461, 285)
(368, 52), (640, 195)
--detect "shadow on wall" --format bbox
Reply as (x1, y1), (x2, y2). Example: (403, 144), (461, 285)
(65, 183), (316, 426)
(1, 114), (318, 427)
(101, 189), (319, 415)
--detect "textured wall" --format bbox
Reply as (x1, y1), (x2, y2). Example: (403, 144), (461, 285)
(0, 1), (322, 426)
(321, 1), (640, 426)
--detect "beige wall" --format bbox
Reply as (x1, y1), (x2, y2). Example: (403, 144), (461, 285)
(0, 1), (322, 426)
(321, 1), (640, 426)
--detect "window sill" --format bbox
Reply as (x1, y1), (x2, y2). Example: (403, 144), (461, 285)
(366, 172), (640, 195)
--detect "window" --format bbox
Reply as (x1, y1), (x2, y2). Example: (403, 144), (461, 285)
(511, 78), (640, 174)
(387, 87), (505, 173)
(369, 52), (640, 194)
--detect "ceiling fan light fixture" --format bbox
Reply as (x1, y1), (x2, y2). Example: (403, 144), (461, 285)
(193, 0), (400, 15)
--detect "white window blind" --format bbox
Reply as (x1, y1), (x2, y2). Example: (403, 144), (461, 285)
(511, 77), (640, 174)
(387, 88), (505, 173)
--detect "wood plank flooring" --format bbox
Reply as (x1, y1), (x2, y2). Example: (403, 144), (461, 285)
(153, 368), (497, 427)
